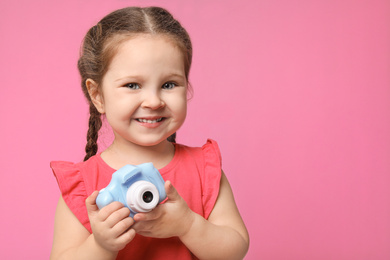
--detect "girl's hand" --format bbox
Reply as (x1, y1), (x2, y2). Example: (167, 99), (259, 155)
(132, 181), (195, 238)
(86, 191), (136, 253)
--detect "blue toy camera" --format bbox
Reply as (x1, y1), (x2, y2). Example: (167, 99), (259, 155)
(96, 163), (166, 217)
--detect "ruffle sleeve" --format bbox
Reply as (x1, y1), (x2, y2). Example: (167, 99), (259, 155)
(201, 139), (222, 219)
(50, 161), (91, 233)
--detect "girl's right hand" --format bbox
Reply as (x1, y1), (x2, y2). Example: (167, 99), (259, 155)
(86, 191), (136, 253)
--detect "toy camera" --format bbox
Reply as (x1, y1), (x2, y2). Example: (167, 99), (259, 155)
(96, 163), (166, 217)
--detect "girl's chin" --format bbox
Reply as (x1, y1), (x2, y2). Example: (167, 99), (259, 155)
(112, 130), (176, 148)
(127, 137), (172, 147)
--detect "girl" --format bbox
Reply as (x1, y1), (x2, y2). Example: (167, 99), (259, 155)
(50, 6), (249, 260)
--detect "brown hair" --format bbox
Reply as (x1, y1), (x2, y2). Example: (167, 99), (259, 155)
(78, 7), (193, 161)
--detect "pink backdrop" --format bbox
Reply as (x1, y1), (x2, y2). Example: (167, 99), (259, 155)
(1, 0), (389, 259)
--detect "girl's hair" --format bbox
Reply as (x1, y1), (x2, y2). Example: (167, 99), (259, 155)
(78, 7), (192, 161)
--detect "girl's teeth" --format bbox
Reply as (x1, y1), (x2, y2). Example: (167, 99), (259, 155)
(138, 118), (163, 123)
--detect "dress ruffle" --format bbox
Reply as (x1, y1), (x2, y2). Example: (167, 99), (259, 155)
(201, 139), (222, 219)
(50, 161), (91, 232)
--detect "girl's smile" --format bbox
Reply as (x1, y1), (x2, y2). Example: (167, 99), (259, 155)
(134, 116), (166, 128)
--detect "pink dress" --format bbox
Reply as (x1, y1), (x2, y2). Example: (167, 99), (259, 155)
(51, 139), (222, 260)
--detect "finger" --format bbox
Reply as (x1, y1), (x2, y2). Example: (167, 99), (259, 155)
(86, 191), (100, 214)
(105, 206), (131, 228)
(133, 205), (162, 222)
(112, 217), (135, 237)
(133, 212), (152, 222)
(165, 181), (180, 201)
(133, 213), (145, 222)
(98, 201), (127, 222)
(117, 228), (136, 245)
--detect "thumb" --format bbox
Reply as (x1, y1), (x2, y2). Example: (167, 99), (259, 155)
(85, 190), (100, 215)
(165, 181), (180, 201)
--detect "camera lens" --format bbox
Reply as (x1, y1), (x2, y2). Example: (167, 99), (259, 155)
(142, 191), (153, 203)
(127, 181), (160, 213)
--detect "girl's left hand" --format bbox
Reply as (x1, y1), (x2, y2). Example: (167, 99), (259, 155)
(132, 181), (195, 238)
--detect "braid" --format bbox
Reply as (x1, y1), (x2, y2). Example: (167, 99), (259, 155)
(84, 105), (102, 161)
(167, 132), (176, 143)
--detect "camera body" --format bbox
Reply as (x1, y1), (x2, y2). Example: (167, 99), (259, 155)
(96, 163), (166, 217)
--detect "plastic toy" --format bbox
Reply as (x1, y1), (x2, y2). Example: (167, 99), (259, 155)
(96, 163), (166, 217)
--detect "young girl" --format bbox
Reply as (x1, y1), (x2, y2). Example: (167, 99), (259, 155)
(50, 6), (249, 260)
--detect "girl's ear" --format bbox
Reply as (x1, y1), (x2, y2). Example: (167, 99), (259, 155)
(86, 79), (105, 114)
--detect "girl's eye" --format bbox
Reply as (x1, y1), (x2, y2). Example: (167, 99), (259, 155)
(162, 82), (176, 90)
(124, 83), (140, 90)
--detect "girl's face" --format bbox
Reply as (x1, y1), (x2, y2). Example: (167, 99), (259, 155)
(94, 34), (187, 147)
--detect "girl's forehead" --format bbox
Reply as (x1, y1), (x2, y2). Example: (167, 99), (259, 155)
(109, 34), (184, 62)
(104, 34), (186, 80)
(105, 34), (181, 64)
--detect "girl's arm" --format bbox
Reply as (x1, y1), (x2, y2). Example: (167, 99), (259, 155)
(179, 171), (249, 260)
(133, 171), (249, 260)
(50, 195), (135, 260)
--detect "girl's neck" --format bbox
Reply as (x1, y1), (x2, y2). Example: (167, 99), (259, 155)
(101, 138), (175, 170)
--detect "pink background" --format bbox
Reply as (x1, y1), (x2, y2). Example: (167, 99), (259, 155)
(1, 0), (389, 259)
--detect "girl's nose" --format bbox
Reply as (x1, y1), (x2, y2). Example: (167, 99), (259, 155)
(141, 91), (165, 110)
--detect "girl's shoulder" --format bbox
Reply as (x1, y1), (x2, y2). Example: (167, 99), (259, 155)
(172, 139), (222, 219)
(49, 158), (93, 231)
(50, 155), (100, 200)
(50, 154), (114, 232)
